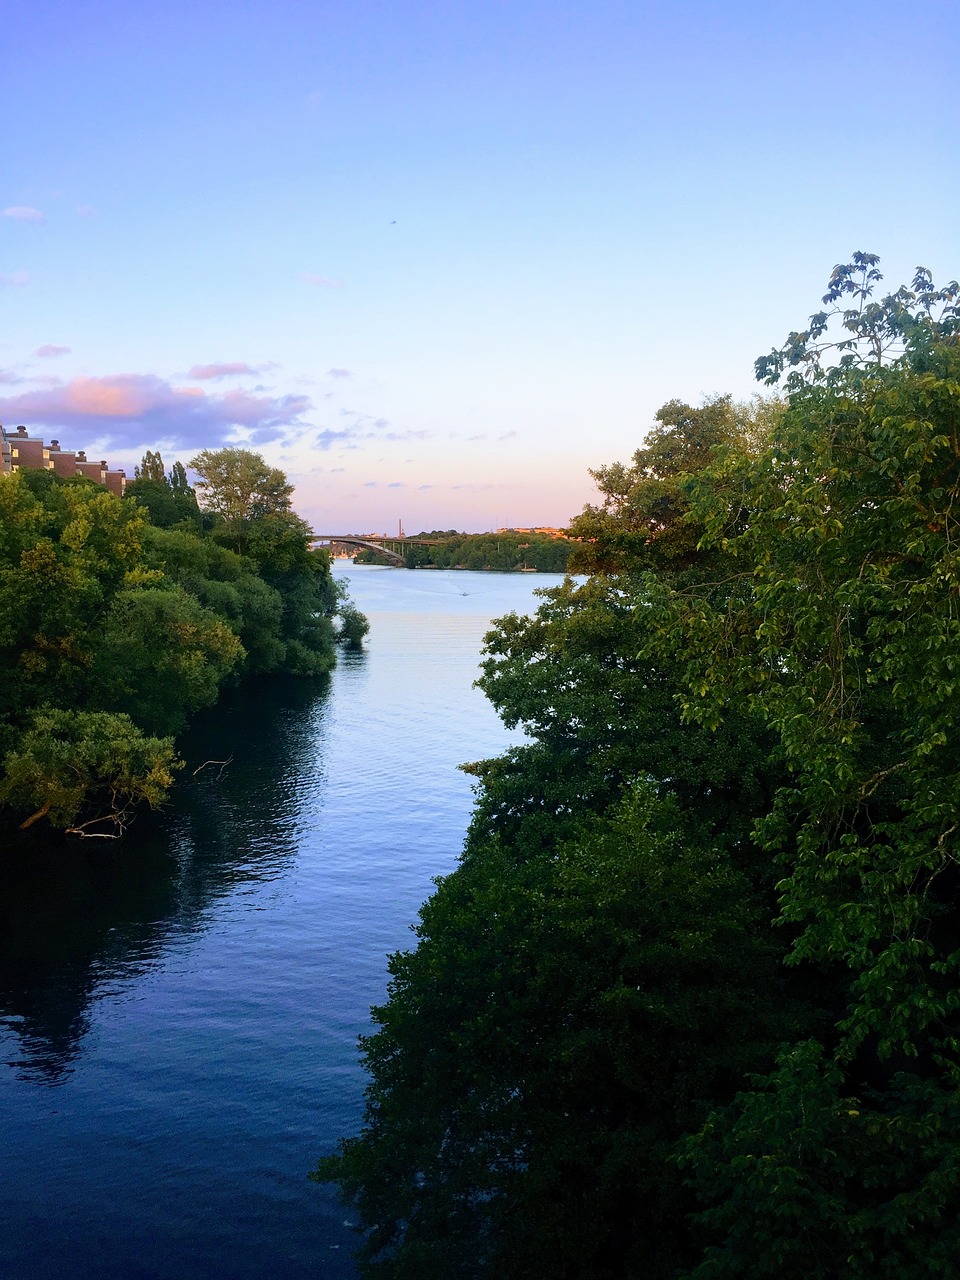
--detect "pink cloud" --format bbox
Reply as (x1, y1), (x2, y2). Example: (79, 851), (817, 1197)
(0, 373), (317, 447)
(188, 362), (259, 380)
(3, 206), (45, 223)
(34, 344), (71, 358)
(300, 273), (342, 288)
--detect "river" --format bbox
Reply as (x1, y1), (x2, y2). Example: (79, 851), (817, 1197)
(0, 565), (562, 1279)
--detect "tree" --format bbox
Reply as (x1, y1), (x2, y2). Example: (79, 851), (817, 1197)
(0, 707), (180, 834)
(90, 586), (245, 735)
(567, 396), (782, 575)
(315, 786), (797, 1280)
(134, 449), (166, 483)
(316, 403), (794, 1276)
(126, 451), (202, 528)
(652, 257), (960, 1276)
(0, 446), (356, 833)
(318, 254), (960, 1278)
(189, 447), (295, 525)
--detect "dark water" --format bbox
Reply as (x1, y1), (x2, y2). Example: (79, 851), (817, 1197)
(0, 566), (560, 1279)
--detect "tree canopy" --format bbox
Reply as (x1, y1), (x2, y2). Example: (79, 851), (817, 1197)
(0, 447), (365, 835)
(316, 256), (960, 1277)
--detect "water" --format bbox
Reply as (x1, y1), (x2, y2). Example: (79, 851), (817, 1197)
(0, 565), (562, 1279)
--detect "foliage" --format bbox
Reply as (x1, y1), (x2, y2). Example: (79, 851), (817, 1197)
(126, 449), (203, 528)
(0, 708), (179, 830)
(318, 255), (960, 1277)
(190, 446), (294, 529)
(315, 786), (796, 1280)
(0, 446), (364, 831)
(566, 395), (782, 575)
(755, 252), (960, 391)
(645, 260), (960, 1272)
(89, 586), (245, 735)
(336, 600), (371, 649)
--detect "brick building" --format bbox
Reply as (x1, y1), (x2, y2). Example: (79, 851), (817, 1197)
(0, 423), (126, 496)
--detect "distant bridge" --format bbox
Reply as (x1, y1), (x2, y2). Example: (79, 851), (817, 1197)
(309, 533), (444, 565)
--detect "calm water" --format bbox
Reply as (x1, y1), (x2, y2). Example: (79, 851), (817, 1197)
(0, 566), (562, 1279)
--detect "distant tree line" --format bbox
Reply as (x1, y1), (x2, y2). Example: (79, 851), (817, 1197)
(355, 530), (573, 572)
(316, 256), (960, 1277)
(0, 447), (366, 836)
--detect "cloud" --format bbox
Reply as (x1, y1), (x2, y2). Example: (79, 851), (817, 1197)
(417, 484), (434, 491)
(327, 368), (352, 379)
(76, 204), (97, 217)
(0, 372), (316, 448)
(0, 271), (29, 287)
(0, 368), (25, 385)
(363, 481), (378, 488)
(3, 206), (45, 223)
(34, 344), (71, 359)
(387, 482), (405, 489)
(188, 361), (259, 380)
(310, 428), (357, 449)
(300, 273), (342, 288)
(497, 430), (518, 440)
(380, 429), (428, 441)
(466, 433), (487, 442)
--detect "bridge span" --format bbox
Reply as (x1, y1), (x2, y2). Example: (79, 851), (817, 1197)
(309, 533), (444, 565)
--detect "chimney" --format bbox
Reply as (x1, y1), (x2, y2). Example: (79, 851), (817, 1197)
(49, 440), (60, 452)
(16, 425), (27, 437)
(77, 450), (87, 461)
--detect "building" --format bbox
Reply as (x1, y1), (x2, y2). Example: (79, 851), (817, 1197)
(0, 423), (126, 496)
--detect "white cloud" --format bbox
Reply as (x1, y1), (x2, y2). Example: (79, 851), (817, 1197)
(2, 206), (45, 223)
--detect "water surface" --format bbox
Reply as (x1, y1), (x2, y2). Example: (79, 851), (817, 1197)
(0, 566), (560, 1279)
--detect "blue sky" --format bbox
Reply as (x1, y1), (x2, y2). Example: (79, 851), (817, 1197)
(3, 0), (957, 532)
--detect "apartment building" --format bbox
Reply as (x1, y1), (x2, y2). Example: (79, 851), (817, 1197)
(0, 423), (126, 496)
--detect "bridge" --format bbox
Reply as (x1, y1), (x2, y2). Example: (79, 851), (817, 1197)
(309, 533), (445, 565)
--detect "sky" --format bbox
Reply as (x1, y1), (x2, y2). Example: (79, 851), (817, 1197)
(2, 0), (958, 534)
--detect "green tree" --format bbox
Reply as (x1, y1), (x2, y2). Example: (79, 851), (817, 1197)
(0, 707), (180, 832)
(316, 405), (794, 1275)
(90, 586), (245, 735)
(567, 395), (781, 575)
(126, 450), (202, 528)
(0, 446), (357, 832)
(190, 447), (295, 527)
(315, 786), (796, 1280)
(318, 255), (960, 1279)
(134, 449), (166, 483)
(651, 257), (960, 1276)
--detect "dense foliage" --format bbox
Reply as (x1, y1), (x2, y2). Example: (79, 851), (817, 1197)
(316, 256), (960, 1276)
(0, 447), (364, 833)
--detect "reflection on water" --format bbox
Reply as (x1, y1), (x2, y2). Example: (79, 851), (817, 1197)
(0, 566), (560, 1279)
(0, 679), (330, 1085)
